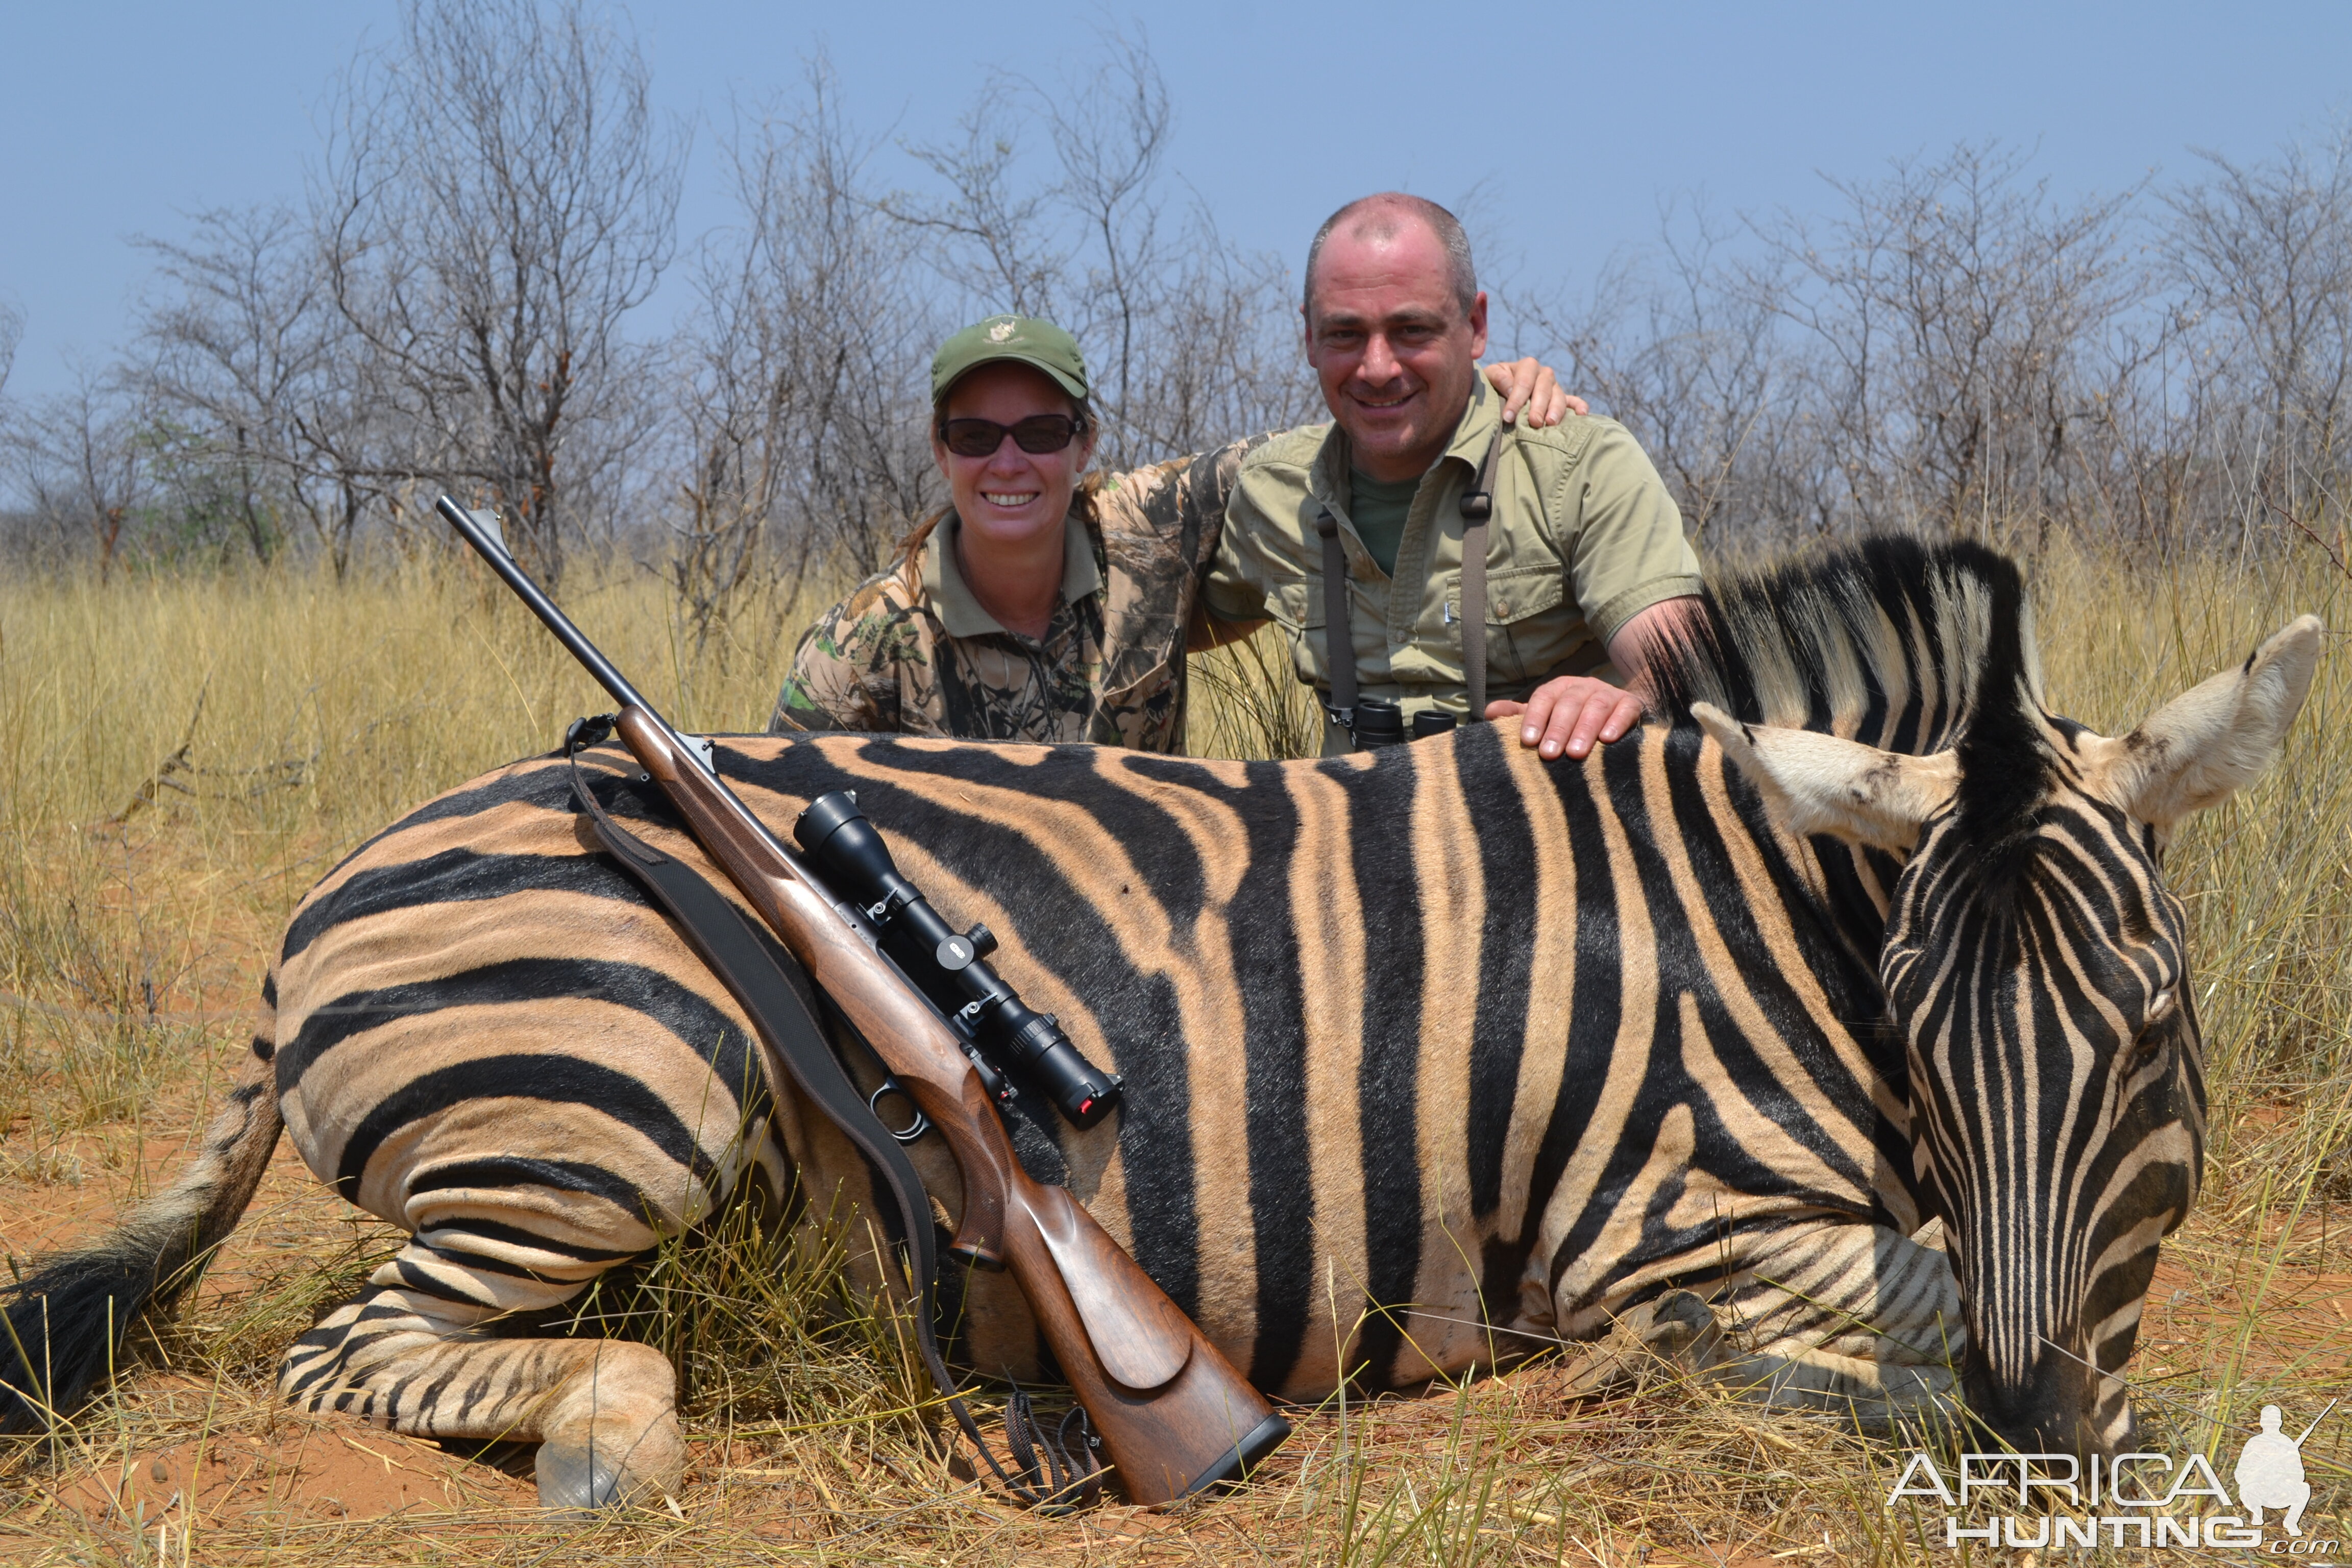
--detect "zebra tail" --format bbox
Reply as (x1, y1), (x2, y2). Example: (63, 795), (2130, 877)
(0, 1008), (284, 1433)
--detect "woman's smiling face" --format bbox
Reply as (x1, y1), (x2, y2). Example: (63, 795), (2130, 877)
(931, 361), (1095, 554)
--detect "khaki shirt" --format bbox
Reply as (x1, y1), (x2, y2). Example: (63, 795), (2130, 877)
(1203, 379), (1702, 753)
(769, 451), (1239, 750)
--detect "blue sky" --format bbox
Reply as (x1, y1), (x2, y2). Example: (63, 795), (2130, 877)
(4, 2), (2348, 399)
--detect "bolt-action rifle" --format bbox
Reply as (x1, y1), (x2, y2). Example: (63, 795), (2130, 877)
(435, 495), (1287, 1507)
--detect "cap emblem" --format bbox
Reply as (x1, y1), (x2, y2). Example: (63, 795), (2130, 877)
(988, 320), (1016, 342)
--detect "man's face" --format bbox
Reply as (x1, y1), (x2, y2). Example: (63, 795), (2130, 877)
(1303, 219), (1488, 484)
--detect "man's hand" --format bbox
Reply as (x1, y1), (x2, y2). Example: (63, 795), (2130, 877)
(1484, 596), (1702, 760)
(1487, 678), (1644, 761)
(1481, 359), (1588, 429)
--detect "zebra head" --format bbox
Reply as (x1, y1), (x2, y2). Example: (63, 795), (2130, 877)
(1696, 613), (2321, 1456)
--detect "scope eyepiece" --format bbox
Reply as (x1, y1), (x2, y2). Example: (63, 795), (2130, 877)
(794, 790), (1124, 1130)
(998, 1007), (1122, 1129)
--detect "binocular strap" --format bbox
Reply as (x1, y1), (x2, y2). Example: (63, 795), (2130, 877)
(1313, 508), (1358, 738)
(1318, 422), (1508, 748)
(562, 731), (1101, 1512)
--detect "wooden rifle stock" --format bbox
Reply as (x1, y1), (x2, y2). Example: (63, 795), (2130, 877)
(613, 708), (1287, 1505)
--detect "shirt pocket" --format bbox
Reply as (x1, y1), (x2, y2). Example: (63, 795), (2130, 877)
(1270, 579), (1326, 631)
(1268, 580), (1332, 689)
(1446, 566), (1579, 684)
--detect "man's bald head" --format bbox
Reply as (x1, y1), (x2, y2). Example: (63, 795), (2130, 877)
(1298, 193), (1489, 482)
(1303, 193), (1477, 322)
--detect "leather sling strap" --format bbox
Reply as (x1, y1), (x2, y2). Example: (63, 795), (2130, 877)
(563, 727), (1099, 1510)
(1318, 423), (1510, 745)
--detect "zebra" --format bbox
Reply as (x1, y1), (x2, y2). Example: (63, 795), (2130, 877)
(0, 540), (2318, 1508)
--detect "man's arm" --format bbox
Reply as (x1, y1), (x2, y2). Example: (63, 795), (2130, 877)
(1485, 595), (1702, 761)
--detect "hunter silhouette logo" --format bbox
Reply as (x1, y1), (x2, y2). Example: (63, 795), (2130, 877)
(2236, 1401), (2331, 1536)
(1888, 1400), (2339, 1550)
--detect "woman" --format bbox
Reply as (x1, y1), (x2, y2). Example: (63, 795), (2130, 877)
(769, 314), (1575, 752)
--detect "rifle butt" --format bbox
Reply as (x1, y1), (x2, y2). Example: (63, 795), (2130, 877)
(1007, 1182), (1288, 1505)
(1067, 1337), (1293, 1506)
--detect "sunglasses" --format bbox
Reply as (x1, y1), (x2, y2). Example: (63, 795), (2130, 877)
(936, 414), (1086, 458)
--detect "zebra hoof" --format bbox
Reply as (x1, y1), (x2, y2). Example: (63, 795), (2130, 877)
(1562, 1289), (1728, 1398)
(535, 1442), (644, 1511)
(1641, 1288), (1722, 1361)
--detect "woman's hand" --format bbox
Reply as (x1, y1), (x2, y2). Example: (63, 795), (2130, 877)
(1481, 359), (1588, 428)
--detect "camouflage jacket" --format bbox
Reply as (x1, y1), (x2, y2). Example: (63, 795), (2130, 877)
(769, 448), (1248, 751)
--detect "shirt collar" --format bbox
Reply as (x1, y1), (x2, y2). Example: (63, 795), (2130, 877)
(923, 507), (1103, 639)
(1310, 374), (1501, 504)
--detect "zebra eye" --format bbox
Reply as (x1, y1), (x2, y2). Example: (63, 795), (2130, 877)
(2124, 988), (2178, 1067)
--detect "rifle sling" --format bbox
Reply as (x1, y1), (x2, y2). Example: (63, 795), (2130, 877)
(563, 737), (1098, 1510)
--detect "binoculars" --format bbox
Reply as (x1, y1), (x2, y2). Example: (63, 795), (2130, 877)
(794, 791), (1123, 1130)
(1349, 697), (1456, 749)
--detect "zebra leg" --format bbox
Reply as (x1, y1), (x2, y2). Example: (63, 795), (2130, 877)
(277, 1241), (682, 1510)
(1566, 1223), (1965, 1435)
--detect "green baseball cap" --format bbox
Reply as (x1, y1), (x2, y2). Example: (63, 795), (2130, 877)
(930, 314), (1089, 405)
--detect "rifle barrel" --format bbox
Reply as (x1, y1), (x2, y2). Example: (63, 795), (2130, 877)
(435, 495), (653, 720)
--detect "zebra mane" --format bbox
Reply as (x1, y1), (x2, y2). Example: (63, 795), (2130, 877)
(1656, 536), (2049, 782)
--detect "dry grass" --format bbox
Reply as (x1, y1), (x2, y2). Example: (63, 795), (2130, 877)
(0, 538), (2348, 1563)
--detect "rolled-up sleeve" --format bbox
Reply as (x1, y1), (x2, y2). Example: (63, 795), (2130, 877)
(1199, 436), (1294, 625)
(1565, 424), (1703, 645)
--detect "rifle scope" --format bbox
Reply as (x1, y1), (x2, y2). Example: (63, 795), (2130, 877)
(794, 791), (1123, 1130)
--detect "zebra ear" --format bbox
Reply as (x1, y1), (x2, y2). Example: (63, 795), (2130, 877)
(1693, 703), (1959, 851)
(2086, 615), (2323, 827)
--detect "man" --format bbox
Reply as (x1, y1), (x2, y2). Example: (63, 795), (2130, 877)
(2235, 1404), (2313, 1535)
(1199, 193), (1701, 758)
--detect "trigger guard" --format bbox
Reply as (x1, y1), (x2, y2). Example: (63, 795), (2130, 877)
(869, 1081), (930, 1144)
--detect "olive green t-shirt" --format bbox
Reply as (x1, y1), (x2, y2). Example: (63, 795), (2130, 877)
(1346, 467), (1420, 578)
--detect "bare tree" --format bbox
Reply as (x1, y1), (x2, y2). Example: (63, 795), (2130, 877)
(887, 82), (1063, 320)
(3, 369), (150, 576)
(883, 30), (1310, 472)
(1537, 146), (2164, 547)
(672, 62), (945, 647)
(2166, 128), (2352, 508)
(0, 302), (21, 401)
(134, 207), (390, 572)
(317, 0), (684, 580)
(1521, 207), (1798, 541)
(1756, 144), (2142, 535)
(43, 24), (2352, 589)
